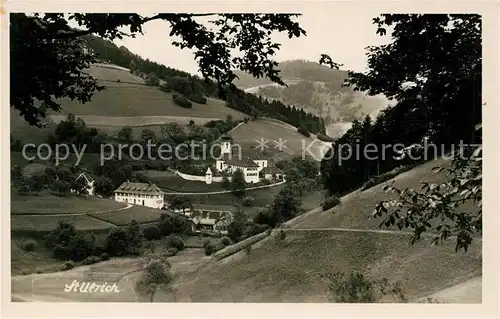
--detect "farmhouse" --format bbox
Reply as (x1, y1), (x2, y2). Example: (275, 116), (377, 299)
(114, 181), (165, 209)
(169, 204), (234, 235)
(215, 138), (269, 184)
(261, 166), (285, 181)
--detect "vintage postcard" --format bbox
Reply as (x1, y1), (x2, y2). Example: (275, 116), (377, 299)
(1, 0), (498, 318)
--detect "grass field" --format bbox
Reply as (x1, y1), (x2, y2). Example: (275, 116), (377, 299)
(54, 65), (247, 120)
(11, 193), (126, 215)
(10, 150), (104, 168)
(10, 63), (248, 144)
(287, 158), (452, 230)
(11, 214), (115, 232)
(140, 170), (227, 192)
(162, 158), (482, 302)
(229, 118), (330, 161)
(172, 231), (481, 302)
(180, 183), (287, 207)
(87, 205), (171, 226)
(11, 237), (69, 275)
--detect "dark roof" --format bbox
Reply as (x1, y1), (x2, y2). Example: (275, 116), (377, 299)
(114, 182), (164, 195)
(221, 154), (260, 168)
(261, 166), (282, 174)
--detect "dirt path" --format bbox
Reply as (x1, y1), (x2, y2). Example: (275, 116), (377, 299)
(415, 276), (482, 303)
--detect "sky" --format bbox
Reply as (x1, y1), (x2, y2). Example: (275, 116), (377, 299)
(111, 9), (392, 76)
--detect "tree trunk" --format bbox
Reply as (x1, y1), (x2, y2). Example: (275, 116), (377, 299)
(150, 287), (157, 302)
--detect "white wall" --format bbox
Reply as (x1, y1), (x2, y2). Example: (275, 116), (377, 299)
(114, 192), (164, 209)
(242, 167), (260, 184)
(174, 170), (224, 183)
(176, 171), (207, 182)
(221, 141), (231, 154)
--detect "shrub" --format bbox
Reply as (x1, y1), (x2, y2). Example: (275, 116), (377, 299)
(323, 272), (407, 303)
(204, 243), (216, 256)
(66, 233), (97, 261)
(82, 255), (100, 265)
(297, 126), (310, 137)
(62, 261), (74, 271)
(316, 134), (334, 142)
(165, 247), (179, 257)
(22, 239), (37, 252)
(159, 83), (172, 93)
(360, 165), (415, 191)
(322, 195), (341, 211)
(104, 228), (130, 257)
(245, 222), (270, 237)
(143, 225), (162, 241)
(188, 93), (207, 104)
(166, 234), (185, 251)
(99, 252), (110, 261)
(219, 236), (232, 247)
(279, 230), (287, 241)
(202, 238), (211, 248)
(53, 245), (69, 260)
(242, 196), (255, 207)
(172, 94), (193, 108)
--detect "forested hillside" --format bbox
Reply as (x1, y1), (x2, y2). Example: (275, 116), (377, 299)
(234, 60), (390, 132)
(84, 37), (327, 135)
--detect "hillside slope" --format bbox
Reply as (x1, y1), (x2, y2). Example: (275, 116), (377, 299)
(167, 158), (482, 302)
(53, 64), (247, 120)
(235, 60), (393, 137)
(10, 64), (247, 141)
(228, 118), (331, 162)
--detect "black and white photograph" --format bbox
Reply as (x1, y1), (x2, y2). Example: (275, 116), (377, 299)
(2, 1), (498, 315)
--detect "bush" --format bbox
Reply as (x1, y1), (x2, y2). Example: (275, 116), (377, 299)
(166, 234), (185, 251)
(360, 165), (415, 191)
(143, 225), (162, 241)
(188, 93), (207, 104)
(204, 243), (216, 256)
(66, 233), (97, 261)
(159, 83), (172, 93)
(22, 239), (37, 252)
(322, 195), (341, 211)
(165, 247), (179, 257)
(104, 228), (130, 257)
(172, 94), (193, 108)
(297, 126), (311, 137)
(323, 272), (407, 303)
(82, 255), (100, 265)
(242, 196), (255, 207)
(99, 252), (110, 261)
(62, 261), (74, 271)
(202, 238), (211, 248)
(53, 245), (69, 260)
(279, 230), (287, 241)
(219, 236), (233, 247)
(316, 134), (334, 142)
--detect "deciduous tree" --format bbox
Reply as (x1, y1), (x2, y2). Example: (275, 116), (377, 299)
(11, 13), (306, 126)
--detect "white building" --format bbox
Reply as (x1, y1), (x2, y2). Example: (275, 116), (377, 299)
(215, 139), (269, 184)
(114, 181), (165, 209)
(261, 166), (285, 181)
(205, 167), (213, 184)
